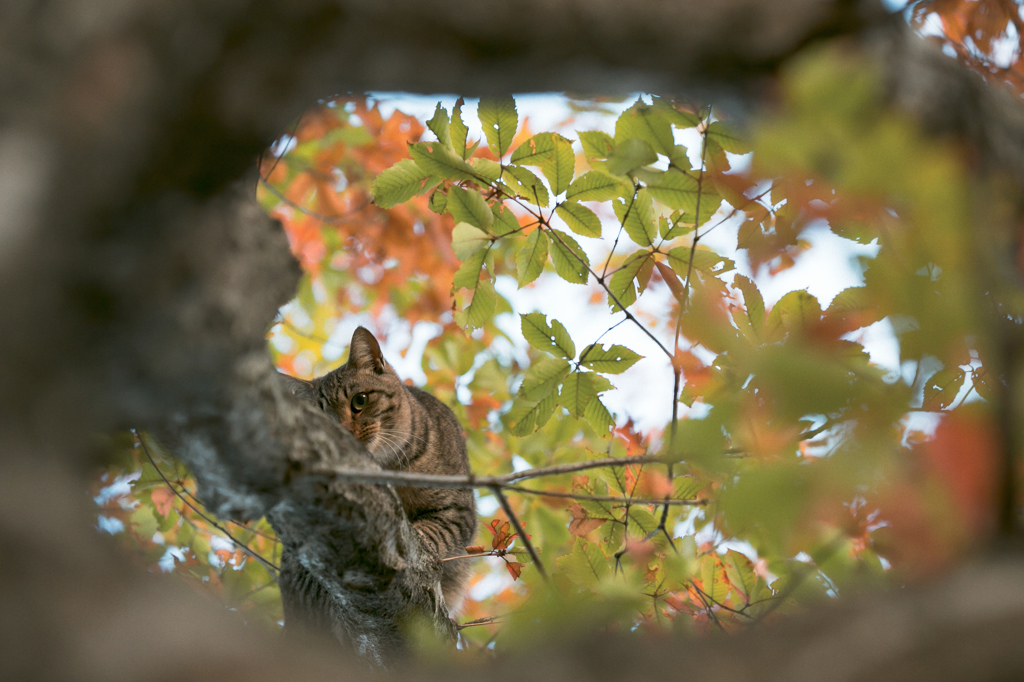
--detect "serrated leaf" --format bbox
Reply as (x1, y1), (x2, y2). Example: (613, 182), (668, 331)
(608, 252), (655, 312)
(504, 390), (559, 436)
(613, 188), (657, 246)
(722, 549), (757, 602)
(370, 159), (435, 208)
(923, 366), (965, 410)
(672, 476), (703, 500)
(766, 290), (822, 338)
(518, 356), (571, 402)
(634, 167), (698, 211)
(661, 212), (696, 240)
(548, 228), (590, 284)
(558, 539), (610, 584)
(706, 120), (748, 154)
(510, 132), (575, 195)
(579, 344), (642, 374)
(699, 554), (730, 604)
(452, 249), (488, 291)
(427, 189), (447, 213)
(504, 164), (550, 207)
(478, 96), (518, 157)
(450, 97), (472, 159)
(616, 99), (675, 156)
(447, 186), (493, 231)
(409, 142), (480, 183)
(733, 274), (766, 341)
(492, 202), (520, 237)
(605, 137), (658, 176)
(583, 395), (615, 434)
(561, 371), (598, 418)
(470, 157), (502, 183)
(521, 312), (576, 359)
(579, 130), (615, 160)
(455, 279), (497, 329)
(516, 229), (548, 287)
(451, 222), (491, 259)
(555, 201), (602, 238)
(566, 170), (630, 202)
(427, 103), (451, 147)
(667, 247), (735, 280)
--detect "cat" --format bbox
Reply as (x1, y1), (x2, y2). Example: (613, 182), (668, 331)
(282, 326), (477, 616)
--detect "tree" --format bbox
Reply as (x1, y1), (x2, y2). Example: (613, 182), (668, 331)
(6, 0), (1024, 679)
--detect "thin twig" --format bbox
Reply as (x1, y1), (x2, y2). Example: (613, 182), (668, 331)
(490, 485), (547, 580)
(134, 431), (280, 578)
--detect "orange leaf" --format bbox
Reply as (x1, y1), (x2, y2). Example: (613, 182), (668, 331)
(567, 503), (608, 537)
(464, 545), (486, 554)
(505, 561), (523, 581)
(151, 487), (174, 517)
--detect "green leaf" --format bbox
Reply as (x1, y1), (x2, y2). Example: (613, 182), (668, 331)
(450, 97), (472, 159)
(521, 312), (576, 359)
(455, 278), (497, 329)
(767, 290), (822, 338)
(504, 390), (559, 436)
(566, 170), (630, 202)
(447, 186), (494, 231)
(427, 103), (451, 148)
(504, 165), (550, 207)
(634, 168), (698, 211)
(579, 344), (642, 374)
(579, 130), (615, 160)
(605, 137), (658, 176)
(492, 202), (521, 237)
(452, 249), (488, 291)
(583, 396), (615, 434)
(548, 228), (590, 284)
(722, 550), (758, 602)
(923, 366), (965, 410)
(613, 188), (657, 247)
(511, 132), (575, 195)
(733, 274), (766, 341)
(672, 476), (703, 500)
(470, 157), (502, 183)
(699, 554), (731, 603)
(555, 201), (602, 238)
(516, 229), (549, 287)
(129, 506), (158, 539)
(706, 120), (748, 154)
(518, 356), (571, 402)
(451, 222), (491, 260)
(558, 539), (611, 584)
(409, 142), (480, 183)
(428, 189), (447, 214)
(608, 251), (655, 312)
(616, 99), (675, 157)
(370, 159), (434, 208)
(667, 246), (735, 280)
(561, 371), (599, 417)
(661, 212), (696, 240)
(478, 96), (518, 157)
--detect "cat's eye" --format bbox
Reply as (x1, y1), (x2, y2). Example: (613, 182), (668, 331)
(351, 392), (370, 412)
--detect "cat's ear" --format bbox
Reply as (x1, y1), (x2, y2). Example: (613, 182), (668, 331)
(347, 326), (390, 374)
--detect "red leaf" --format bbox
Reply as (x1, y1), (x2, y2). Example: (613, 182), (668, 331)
(505, 561), (523, 581)
(487, 519), (518, 550)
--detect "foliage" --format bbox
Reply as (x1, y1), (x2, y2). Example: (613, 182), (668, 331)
(97, 3), (1024, 656)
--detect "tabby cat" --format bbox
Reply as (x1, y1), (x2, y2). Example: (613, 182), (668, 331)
(285, 326), (476, 615)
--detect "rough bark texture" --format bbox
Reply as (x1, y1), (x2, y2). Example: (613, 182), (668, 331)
(2, 0), (1024, 677)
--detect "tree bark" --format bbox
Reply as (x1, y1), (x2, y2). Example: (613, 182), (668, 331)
(2, 0), (1024, 677)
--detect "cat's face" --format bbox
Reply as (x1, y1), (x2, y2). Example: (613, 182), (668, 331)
(316, 327), (411, 467)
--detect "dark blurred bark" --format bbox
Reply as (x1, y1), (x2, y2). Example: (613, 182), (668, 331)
(2, 0), (1024, 677)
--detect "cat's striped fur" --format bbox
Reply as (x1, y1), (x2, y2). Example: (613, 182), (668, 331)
(287, 327), (476, 617)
